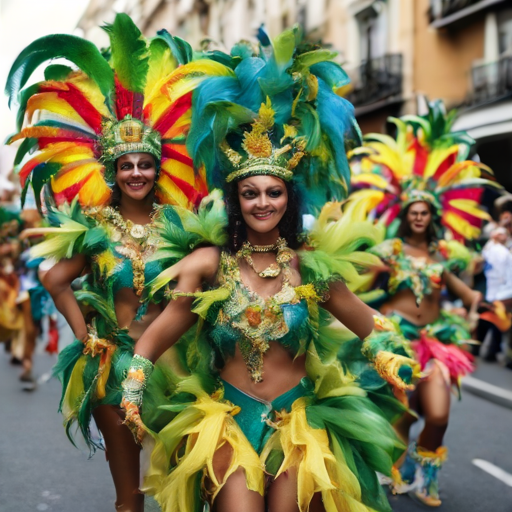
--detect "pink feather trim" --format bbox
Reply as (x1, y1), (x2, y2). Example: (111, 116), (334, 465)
(411, 331), (474, 382)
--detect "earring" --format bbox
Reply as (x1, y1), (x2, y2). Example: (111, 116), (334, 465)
(233, 220), (241, 249)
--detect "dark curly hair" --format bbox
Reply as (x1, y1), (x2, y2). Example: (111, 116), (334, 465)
(224, 179), (303, 253)
(396, 201), (439, 244)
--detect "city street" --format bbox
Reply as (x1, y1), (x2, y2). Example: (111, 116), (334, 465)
(1, 349), (512, 512)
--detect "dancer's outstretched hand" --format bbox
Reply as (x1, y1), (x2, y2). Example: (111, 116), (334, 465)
(121, 398), (145, 444)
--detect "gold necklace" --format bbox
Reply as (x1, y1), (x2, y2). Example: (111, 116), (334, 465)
(96, 206), (157, 296)
(237, 237), (292, 278)
(246, 240), (282, 253)
(102, 207), (155, 244)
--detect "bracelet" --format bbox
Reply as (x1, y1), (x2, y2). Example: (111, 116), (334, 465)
(122, 354), (154, 406)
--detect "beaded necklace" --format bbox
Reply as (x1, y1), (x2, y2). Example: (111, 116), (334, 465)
(93, 206), (158, 296)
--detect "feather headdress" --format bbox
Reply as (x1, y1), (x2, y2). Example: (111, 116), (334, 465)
(348, 100), (500, 241)
(186, 26), (362, 213)
(5, 13), (234, 211)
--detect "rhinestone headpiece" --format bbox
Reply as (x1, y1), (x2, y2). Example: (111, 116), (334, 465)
(98, 115), (162, 182)
(223, 98), (307, 183)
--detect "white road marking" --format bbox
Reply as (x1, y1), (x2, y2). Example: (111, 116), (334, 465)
(462, 376), (512, 409)
(472, 459), (512, 487)
(463, 377), (512, 402)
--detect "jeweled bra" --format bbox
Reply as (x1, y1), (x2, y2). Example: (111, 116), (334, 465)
(370, 238), (444, 305)
(208, 250), (311, 382)
(86, 207), (162, 314)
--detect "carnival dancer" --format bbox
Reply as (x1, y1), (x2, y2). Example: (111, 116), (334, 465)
(348, 101), (501, 506)
(119, 29), (419, 512)
(6, 14), (233, 511)
(0, 201), (25, 360)
(0, 188), (49, 390)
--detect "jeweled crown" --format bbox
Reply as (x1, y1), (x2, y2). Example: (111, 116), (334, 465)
(400, 176), (442, 212)
(98, 115), (162, 180)
(223, 98), (307, 183)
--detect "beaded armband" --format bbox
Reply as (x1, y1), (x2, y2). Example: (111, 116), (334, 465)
(122, 354), (154, 406)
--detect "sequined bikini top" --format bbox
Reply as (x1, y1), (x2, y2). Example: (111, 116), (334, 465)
(369, 238), (445, 305)
(208, 251), (312, 382)
(84, 207), (163, 321)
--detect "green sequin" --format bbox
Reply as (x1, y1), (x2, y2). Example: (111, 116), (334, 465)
(370, 238), (444, 306)
(210, 251), (312, 382)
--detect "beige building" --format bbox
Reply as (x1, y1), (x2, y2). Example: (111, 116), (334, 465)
(78, 0), (312, 50)
(77, 0), (512, 189)
(323, 0), (512, 191)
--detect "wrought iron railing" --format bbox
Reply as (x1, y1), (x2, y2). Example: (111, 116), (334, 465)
(469, 56), (512, 106)
(347, 53), (403, 107)
(429, 0), (504, 24)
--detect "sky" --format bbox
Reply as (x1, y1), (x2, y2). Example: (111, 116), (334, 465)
(0, 0), (90, 174)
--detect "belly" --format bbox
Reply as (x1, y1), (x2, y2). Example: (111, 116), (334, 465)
(220, 342), (307, 402)
(114, 288), (164, 341)
(380, 288), (441, 326)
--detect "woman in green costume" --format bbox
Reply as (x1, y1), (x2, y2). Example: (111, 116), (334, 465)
(348, 102), (501, 506)
(120, 29), (418, 512)
(7, 14), (233, 511)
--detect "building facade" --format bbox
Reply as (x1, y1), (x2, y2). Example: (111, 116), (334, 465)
(77, 0), (512, 189)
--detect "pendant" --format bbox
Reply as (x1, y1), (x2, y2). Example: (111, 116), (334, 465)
(130, 224), (146, 239)
(258, 263), (281, 278)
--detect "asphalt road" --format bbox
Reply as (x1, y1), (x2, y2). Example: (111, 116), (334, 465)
(1, 348), (512, 512)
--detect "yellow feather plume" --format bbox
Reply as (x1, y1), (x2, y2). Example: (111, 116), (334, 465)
(444, 211), (481, 240)
(447, 199), (491, 220)
(26, 93), (90, 127)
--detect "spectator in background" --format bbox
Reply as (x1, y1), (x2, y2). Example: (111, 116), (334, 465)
(496, 194), (512, 249)
(480, 227), (512, 361)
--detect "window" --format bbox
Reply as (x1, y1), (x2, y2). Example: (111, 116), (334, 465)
(498, 9), (512, 55)
(355, 1), (387, 62)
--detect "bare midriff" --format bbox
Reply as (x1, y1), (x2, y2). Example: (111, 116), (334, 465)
(220, 343), (308, 403)
(114, 288), (165, 341)
(380, 287), (441, 326)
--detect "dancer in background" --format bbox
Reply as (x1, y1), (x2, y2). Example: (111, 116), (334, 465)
(348, 101), (503, 506)
(120, 29), (418, 512)
(0, 181), (49, 390)
(6, 13), (233, 511)
(0, 196), (25, 366)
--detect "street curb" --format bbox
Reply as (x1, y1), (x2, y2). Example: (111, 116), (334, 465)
(461, 376), (512, 410)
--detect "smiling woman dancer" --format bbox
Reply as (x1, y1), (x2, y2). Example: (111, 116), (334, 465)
(6, 14), (232, 511)
(348, 101), (501, 506)
(119, 29), (418, 512)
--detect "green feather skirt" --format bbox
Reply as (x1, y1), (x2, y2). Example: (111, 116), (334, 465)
(53, 328), (175, 453)
(139, 352), (405, 512)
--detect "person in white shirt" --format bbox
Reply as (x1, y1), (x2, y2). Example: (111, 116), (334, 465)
(480, 228), (512, 360)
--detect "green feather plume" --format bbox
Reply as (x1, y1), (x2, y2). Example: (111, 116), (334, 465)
(28, 222), (88, 260)
(173, 189), (228, 246)
(103, 13), (149, 93)
(300, 202), (384, 291)
(74, 289), (118, 327)
(5, 34), (114, 109)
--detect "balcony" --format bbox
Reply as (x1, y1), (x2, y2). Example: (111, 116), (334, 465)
(429, 0), (508, 29)
(347, 54), (403, 114)
(468, 55), (512, 106)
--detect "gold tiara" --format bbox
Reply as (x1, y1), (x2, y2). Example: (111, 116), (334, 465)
(222, 98), (306, 183)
